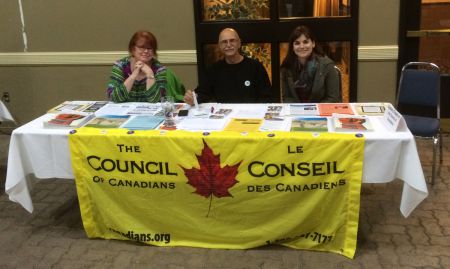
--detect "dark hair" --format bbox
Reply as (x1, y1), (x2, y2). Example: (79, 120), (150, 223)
(281, 25), (323, 71)
(128, 31), (158, 55)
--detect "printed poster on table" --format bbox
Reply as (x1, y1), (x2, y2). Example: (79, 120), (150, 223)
(69, 129), (365, 258)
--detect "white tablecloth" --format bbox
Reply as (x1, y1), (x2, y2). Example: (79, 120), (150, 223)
(5, 106), (428, 217)
(0, 100), (15, 122)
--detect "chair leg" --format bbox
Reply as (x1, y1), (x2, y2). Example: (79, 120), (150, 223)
(431, 136), (438, 185)
(439, 131), (443, 164)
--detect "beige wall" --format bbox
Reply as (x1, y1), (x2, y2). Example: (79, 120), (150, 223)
(0, 0), (197, 124)
(358, 0), (400, 102)
(1, 0), (401, 124)
(1, 0), (196, 52)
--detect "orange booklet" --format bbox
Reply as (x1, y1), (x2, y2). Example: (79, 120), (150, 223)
(318, 103), (354, 116)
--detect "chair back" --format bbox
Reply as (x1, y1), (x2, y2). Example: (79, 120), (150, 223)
(334, 65), (343, 102)
(397, 62), (440, 117)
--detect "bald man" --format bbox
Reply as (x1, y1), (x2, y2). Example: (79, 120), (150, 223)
(184, 28), (273, 104)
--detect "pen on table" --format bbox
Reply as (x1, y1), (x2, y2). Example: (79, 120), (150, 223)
(192, 90), (199, 110)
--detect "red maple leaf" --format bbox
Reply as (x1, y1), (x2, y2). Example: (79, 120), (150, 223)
(181, 140), (241, 216)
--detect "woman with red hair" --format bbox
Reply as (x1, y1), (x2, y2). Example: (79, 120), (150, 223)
(107, 30), (185, 103)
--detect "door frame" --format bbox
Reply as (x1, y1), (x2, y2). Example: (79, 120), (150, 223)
(193, 0), (359, 102)
(397, 0), (421, 79)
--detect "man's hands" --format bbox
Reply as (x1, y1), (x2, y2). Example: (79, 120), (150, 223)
(183, 90), (195, 106)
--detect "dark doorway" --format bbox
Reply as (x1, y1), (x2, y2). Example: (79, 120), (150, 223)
(398, 0), (450, 118)
(193, 0), (359, 102)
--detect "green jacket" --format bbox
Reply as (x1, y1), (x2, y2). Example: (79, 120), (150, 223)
(281, 55), (341, 103)
(107, 57), (185, 103)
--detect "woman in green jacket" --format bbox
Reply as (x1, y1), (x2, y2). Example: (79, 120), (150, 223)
(107, 31), (185, 103)
(280, 26), (341, 103)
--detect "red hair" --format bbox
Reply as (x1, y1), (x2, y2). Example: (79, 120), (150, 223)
(128, 31), (158, 55)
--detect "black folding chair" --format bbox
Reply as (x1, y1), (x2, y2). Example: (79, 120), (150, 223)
(396, 62), (442, 184)
(334, 65), (343, 102)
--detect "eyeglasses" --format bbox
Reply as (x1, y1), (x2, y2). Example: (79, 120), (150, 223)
(219, 38), (238, 46)
(135, 45), (153, 52)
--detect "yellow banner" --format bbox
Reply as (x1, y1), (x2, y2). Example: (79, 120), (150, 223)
(69, 129), (364, 258)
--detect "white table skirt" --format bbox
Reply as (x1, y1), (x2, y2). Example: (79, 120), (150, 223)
(5, 112), (428, 217)
(0, 100), (15, 122)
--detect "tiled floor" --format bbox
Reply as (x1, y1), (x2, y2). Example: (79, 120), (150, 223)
(0, 133), (449, 269)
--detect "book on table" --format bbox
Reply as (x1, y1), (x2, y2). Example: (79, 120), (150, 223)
(332, 114), (374, 132)
(126, 103), (164, 116)
(121, 116), (164, 130)
(47, 101), (102, 114)
(224, 118), (263, 132)
(318, 103), (354, 116)
(82, 101), (109, 113)
(353, 103), (386, 116)
(263, 105), (284, 120)
(266, 105), (284, 114)
(83, 115), (130, 128)
(290, 117), (328, 132)
(260, 117), (289, 131)
(208, 108), (233, 119)
(288, 104), (318, 116)
(94, 103), (136, 116)
(94, 102), (170, 117)
(177, 117), (228, 131)
(43, 112), (94, 128)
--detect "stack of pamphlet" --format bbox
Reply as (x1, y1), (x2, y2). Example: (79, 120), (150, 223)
(290, 117), (328, 132)
(47, 101), (108, 114)
(84, 115), (130, 128)
(353, 103), (386, 116)
(121, 116), (164, 130)
(332, 114), (374, 132)
(224, 118), (263, 132)
(94, 102), (182, 117)
(318, 103), (354, 116)
(288, 104), (318, 116)
(43, 112), (94, 128)
(82, 101), (109, 113)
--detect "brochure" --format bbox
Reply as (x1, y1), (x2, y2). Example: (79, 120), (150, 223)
(332, 114), (374, 132)
(234, 108), (266, 119)
(209, 108), (233, 119)
(177, 118), (228, 131)
(43, 113), (94, 128)
(288, 104), (318, 116)
(267, 105), (283, 114)
(95, 103), (135, 116)
(47, 101), (95, 114)
(126, 104), (162, 115)
(121, 116), (164, 130)
(290, 117), (328, 132)
(82, 101), (109, 113)
(84, 115), (130, 128)
(224, 118), (263, 132)
(353, 103), (386, 116)
(260, 118), (289, 131)
(318, 103), (354, 116)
